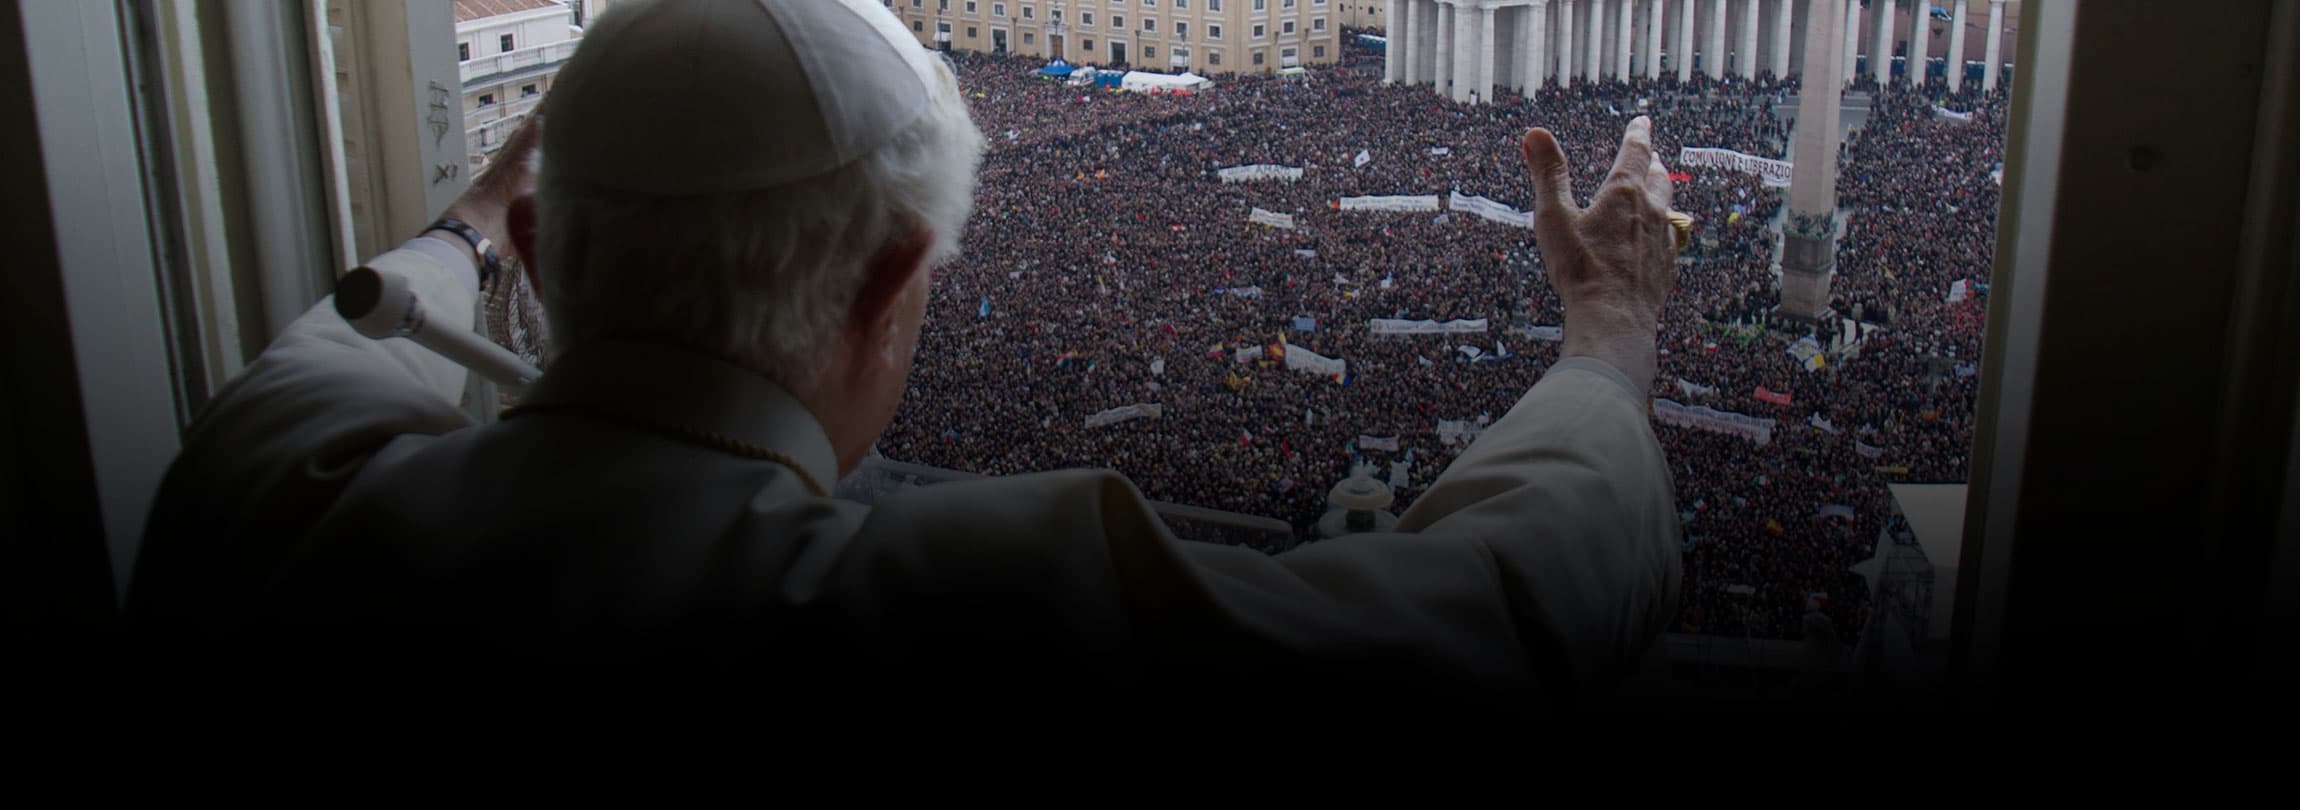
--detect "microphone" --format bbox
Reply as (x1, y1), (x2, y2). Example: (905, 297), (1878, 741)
(334, 266), (542, 393)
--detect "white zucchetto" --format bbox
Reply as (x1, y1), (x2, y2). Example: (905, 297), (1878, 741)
(543, 0), (944, 194)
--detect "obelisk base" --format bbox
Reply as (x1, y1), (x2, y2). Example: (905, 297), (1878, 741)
(1775, 231), (1837, 325)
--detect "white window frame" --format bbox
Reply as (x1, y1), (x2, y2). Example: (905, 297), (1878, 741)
(1209, 24), (1222, 39)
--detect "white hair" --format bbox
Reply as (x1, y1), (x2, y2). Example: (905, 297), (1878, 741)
(534, 58), (983, 389)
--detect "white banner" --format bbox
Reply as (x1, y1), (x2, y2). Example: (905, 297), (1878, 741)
(1354, 149), (1372, 168)
(1085, 403), (1164, 428)
(1429, 146), (1452, 156)
(1652, 398), (1777, 445)
(1436, 418), (1490, 447)
(1947, 278), (1971, 303)
(1282, 342), (1347, 377)
(1248, 207), (1296, 229)
(1506, 324), (1564, 342)
(1676, 379), (1719, 399)
(1369, 318), (1489, 335)
(1219, 285), (1264, 298)
(1357, 434), (1401, 452)
(1854, 440), (1885, 459)
(1448, 190), (1535, 228)
(1677, 147), (1794, 188)
(1387, 459), (1411, 490)
(1933, 105), (1974, 122)
(1338, 194), (1442, 212)
(1217, 164), (1305, 183)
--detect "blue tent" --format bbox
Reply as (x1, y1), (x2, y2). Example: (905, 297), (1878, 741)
(1036, 59), (1073, 77)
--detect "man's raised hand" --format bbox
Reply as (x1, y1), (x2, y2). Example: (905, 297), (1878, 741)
(1521, 115), (1679, 392)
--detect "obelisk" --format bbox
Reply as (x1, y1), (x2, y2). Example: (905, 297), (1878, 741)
(1777, 0), (1846, 322)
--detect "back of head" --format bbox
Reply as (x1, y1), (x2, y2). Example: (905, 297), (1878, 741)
(535, 0), (984, 388)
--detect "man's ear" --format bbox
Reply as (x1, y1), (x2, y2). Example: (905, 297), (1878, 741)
(847, 228), (935, 358)
(506, 194), (541, 290)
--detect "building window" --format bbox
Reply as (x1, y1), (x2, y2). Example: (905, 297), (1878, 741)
(938, 0), (948, 9)
(457, 42), (469, 61)
(1176, 0), (1187, 7)
(1083, 37), (1095, 51)
(1282, 46), (1297, 63)
(1022, 6), (1034, 18)
(1209, 49), (1221, 65)
(1176, 22), (1187, 36)
(913, 20), (924, 30)
(477, 92), (495, 106)
(521, 83), (538, 97)
(1024, 31), (1035, 43)
(1112, 14), (1123, 28)
(1283, 20), (1294, 35)
(1283, 0), (1295, 8)
(968, 1), (978, 13)
(1208, 24), (1222, 39)
(1209, 0), (1221, 10)
(1313, 17), (1325, 31)
(1252, 50), (1264, 65)
(1253, 0), (1265, 10)
(1145, 46), (1156, 58)
(967, 26), (978, 38)
(499, 33), (514, 52)
(1253, 23), (1265, 38)
(1083, 12), (1094, 25)
(912, 0), (922, 6)
(1314, 45), (1325, 57)
(1173, 46), (1189, 60)
(1143, 17), (1154, 31)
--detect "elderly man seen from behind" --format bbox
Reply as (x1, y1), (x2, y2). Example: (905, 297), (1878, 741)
(130, 0), (1686, 719)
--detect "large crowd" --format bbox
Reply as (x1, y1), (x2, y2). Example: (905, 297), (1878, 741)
(886, 41), (2002, 643)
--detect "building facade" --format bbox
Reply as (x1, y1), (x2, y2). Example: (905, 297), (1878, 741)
(885, 0), (1346, 76)
(458, 0), (583, 168)
(1383, 0), (2014, 104)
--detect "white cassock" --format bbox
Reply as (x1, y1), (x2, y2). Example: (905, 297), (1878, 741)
(129, 238), (1683, 718)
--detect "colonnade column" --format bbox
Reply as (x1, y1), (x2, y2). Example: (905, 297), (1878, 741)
(1436, 1), (1453, 98)
(1771, 0), (1791, 79)
(1981, 0), (2003, 92)
(1945, 0), (1966, 91)
(1706, 0), (1725, 79)
(1557, 0), (1574, 87)
(1739, 0), (1759, 77)
(1868, 0), (1892, 84)
(1478, 3), (1497, 102)
(1619, 0), (1637, 77)
(1841, 0), (1859, 84)
(1644, 0), (1663, 76)
(1525, 0), (1549, 93)
(1675, 0), (1694, 82)
(1906, 0), (1928, 86)
(1385, 0), (1403, 83)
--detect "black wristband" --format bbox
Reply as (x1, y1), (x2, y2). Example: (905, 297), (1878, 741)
(425, 216), (502, 289)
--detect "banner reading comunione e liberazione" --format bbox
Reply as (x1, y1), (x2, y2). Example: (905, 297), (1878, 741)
(1677, 148), (1793, 188)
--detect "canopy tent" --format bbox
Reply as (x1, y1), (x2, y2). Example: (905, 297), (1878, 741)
(1119, 70), (1213, 93)
(1036, 58), (1074, 77)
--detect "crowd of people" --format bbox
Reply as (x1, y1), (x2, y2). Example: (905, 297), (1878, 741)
(871, 41), (2002, 643)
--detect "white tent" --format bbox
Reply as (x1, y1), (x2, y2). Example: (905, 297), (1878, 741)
(1119, 70), (1213, 93)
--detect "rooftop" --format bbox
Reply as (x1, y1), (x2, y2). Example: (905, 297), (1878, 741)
(453, 0), (562, 24)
